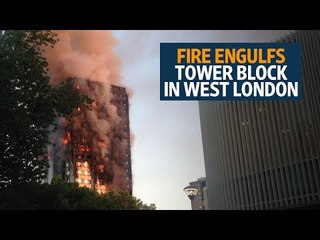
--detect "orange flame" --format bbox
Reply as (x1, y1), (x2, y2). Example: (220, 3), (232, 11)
(98, 139), (107, 148)
(63, 131), (71, 144)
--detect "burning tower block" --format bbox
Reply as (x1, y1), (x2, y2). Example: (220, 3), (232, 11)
(48, 79), (132, 195)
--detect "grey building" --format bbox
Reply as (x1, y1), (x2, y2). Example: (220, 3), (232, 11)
(110, 85), (133, 194)
(199, 30), (320, 209)
(184, 177), (208, 210)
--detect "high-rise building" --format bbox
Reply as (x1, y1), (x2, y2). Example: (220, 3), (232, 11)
(110, 85), (133, 194)
(199, 30), (320, 209)
(48, 80), (132, 194)
(184, 177), (208, 210)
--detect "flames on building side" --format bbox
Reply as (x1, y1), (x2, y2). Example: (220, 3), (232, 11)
(48, 78), (132, 194)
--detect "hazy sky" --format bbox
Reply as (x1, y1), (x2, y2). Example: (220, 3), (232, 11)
(113, 30), (289, 209)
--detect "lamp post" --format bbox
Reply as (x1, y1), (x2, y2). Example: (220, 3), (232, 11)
(184, 185), (198, 203)
(184, 178), (207, 210)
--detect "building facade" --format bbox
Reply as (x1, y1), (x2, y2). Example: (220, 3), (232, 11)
(199, 30), (320, 209)
(48, 80), (132, 194)
(110, 85), (133, 194)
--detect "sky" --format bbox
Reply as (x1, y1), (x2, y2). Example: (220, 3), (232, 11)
(113, 30), (290, 210)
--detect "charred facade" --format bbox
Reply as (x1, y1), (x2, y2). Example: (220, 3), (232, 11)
(110, 85), (133, 194)
(49, 79), (132, 194)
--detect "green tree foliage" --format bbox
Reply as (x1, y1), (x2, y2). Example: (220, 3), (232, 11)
(0, 178), (156, 210)
(0, 31), (90, 188)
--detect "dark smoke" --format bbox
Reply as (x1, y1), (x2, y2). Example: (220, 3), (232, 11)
(44, 31), (131, 190)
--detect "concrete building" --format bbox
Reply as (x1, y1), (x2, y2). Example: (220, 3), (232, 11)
(199, 30), (320, 209)
(110, 85), (133, 194)
(49, 80), (132, 194)
(184, 177), (208, 210)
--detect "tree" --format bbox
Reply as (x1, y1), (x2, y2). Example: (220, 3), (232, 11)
(0, 178), (156, 210)
(141, 203), (157, 210)
(0, 31), (90, 189)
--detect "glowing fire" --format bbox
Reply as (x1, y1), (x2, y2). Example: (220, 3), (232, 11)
(80, 145), (91, 152)
(98, 139), (107, 148)
(96, 179), (108, 194)
(63, 131), (71, 144)
(76, 161), (92, 189)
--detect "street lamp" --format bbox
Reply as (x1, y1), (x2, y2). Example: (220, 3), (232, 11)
(184, 185), (198, 201)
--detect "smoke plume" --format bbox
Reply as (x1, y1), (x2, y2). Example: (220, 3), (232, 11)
(44, 31), (131, 190)
(44, 30), (122, 86)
